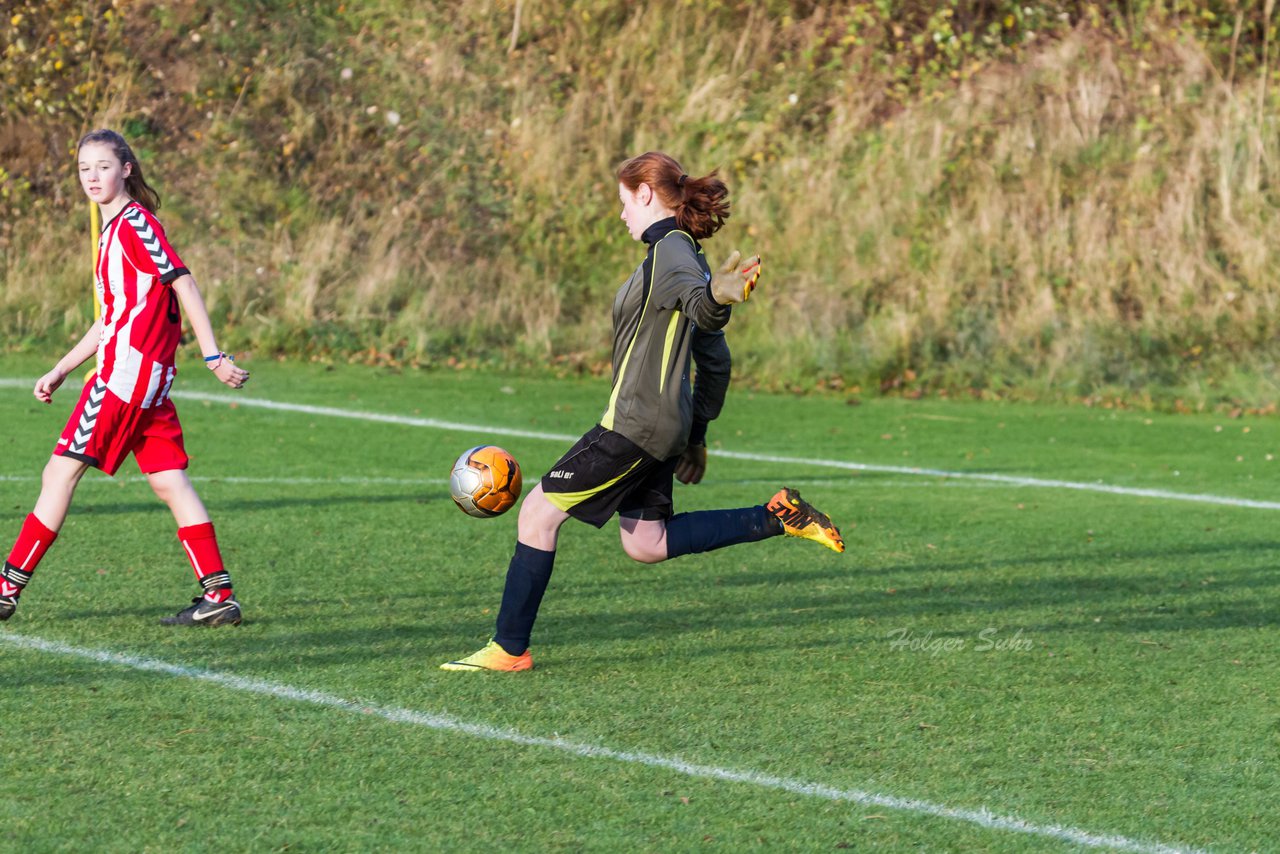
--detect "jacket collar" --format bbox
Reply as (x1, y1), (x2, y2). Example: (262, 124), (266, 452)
(641, 216), (683, 246)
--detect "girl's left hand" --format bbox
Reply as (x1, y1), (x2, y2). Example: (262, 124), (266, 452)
(34, 368), (67, 404)
(208, 354), (250, 389)
(675, 444), (708, 484)
(710, 251), (762, 305)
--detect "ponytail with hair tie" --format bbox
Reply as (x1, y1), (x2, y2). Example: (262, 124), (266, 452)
(618, 152), (729, 239)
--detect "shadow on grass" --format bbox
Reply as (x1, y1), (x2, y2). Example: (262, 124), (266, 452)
(10, 535), (1275, 675)
(540, 537), (1280, 646)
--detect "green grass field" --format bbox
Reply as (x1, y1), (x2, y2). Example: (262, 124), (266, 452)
(0, 355), (1275, 852)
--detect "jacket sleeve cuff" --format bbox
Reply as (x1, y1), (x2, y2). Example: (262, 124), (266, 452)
(688, 419), (709, 447)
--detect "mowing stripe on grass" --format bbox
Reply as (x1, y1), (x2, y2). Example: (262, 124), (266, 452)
(0, 474), (989, 490)
(0, 474), (445, 486)
(4, 379), (1276, 510)
(0, 632), (1201, 854)
(169, 387), (1280, 511)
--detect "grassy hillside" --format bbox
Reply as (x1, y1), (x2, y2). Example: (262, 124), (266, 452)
(4, 1), (1280, 407)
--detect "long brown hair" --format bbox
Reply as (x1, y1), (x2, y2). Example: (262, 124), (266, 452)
(617, 151), (729, 240)
(77, 129), (162, 212)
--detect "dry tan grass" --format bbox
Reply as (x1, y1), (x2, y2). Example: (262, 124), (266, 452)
(5, 6), (1280, 402)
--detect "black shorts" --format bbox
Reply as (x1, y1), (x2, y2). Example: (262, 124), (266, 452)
(541, 425), (679, 528)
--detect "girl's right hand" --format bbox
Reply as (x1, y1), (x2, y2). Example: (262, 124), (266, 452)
(34, 368), (67, 404)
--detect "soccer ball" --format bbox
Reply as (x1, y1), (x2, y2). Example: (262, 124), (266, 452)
(449, 445), (523, 518)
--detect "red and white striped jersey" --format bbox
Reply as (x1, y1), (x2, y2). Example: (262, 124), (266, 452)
(94, 201), (190, 408)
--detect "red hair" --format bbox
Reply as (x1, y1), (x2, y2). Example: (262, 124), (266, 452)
(617, 151), (729, 240)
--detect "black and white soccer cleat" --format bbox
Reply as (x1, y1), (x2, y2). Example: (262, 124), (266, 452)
(160, 596), (243, 627)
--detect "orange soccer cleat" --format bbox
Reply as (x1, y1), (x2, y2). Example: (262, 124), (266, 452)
(440, 639), (534, 672)
(767, 487), (846, 553)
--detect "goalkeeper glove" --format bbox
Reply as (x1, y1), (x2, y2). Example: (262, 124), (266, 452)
(674, 444), (708, 485)
(710, 251), (762, 305)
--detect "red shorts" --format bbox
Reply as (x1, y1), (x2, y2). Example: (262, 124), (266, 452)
(54, 376), (189, 476)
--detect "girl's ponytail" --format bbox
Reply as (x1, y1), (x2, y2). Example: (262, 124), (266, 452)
(672, 170), (729, 241)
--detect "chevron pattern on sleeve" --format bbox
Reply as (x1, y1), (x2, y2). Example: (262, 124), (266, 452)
(123, 207), (176, 278)
(69, 380), (107, 456)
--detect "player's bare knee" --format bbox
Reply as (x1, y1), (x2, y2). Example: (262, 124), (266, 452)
(516, 495), (540, 529)
(146, 471), (181, 502)
(516, 488), (567, 546)
(39, 466), (67, 492)
(41, 456), (86, 493)
(517, 486), (558, 527)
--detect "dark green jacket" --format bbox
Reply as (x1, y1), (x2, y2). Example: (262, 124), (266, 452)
(599, 217), (732, 459)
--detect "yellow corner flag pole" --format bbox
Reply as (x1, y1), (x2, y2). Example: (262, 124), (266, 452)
(85, 200), (101, 384)
(90, 200), (100, 316)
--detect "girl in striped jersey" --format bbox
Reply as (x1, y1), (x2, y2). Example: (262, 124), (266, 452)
(0, 130), (249, 627)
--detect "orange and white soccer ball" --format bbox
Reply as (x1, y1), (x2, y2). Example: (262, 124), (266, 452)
(449, 445), (523, 518)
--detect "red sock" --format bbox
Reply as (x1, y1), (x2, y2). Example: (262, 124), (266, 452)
(178, 522), (234, 603)
(2, 514), (58, 597)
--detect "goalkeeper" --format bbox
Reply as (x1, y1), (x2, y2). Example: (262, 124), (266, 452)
(442, 151), (845, 672)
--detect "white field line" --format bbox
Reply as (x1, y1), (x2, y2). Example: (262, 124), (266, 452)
(3, 379), (1277, 510)
(711, 450), (1280, 510)
(0, 632), (1204, 854)
(176, 387), (576, 441)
